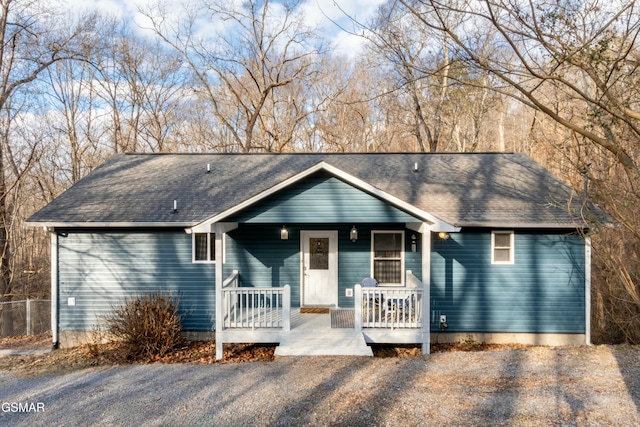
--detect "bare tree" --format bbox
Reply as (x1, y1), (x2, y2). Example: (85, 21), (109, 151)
(351, 1), (456, 152)
(400, 0), (640, 342)
(45, 57), (102, 184)
(307, 55), (378, 152)
(89, 18), (191, 154)
(142, 0), (325, 153)
(402, 0), (640, 170)
(0, 0), (95, 334)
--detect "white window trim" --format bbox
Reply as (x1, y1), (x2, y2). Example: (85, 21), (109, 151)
(192, 232), (224, 264)
(371, 230), (405, 286)
(491, 230), (514, 264)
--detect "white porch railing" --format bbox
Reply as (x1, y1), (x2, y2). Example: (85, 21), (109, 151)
(221, 270), (291, 330)
(354, 272), (425, 330)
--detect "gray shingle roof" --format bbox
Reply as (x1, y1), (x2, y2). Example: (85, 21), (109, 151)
(25, 152), (590, 229)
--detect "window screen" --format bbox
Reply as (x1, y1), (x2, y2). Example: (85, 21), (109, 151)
(373, 232), (403, 284)
(492, 231), (513, 264)
(194, 233), (215, 262)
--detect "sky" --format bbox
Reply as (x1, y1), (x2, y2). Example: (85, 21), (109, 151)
(68, 0), (387, 57)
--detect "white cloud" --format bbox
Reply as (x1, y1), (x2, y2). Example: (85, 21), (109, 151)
(303, 0), (385, 25)
(300, 0), (385, 57)
(65, 0), (384, 57)
(67, 0), (139, 17)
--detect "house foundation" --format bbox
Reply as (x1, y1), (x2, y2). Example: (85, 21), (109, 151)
(430, 332), (588, 347)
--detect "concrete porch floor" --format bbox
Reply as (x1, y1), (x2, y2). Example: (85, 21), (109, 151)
(275, 310), (372, 357)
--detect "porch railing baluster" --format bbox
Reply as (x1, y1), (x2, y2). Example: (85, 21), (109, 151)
(221, 272), (289, 330)
(359, 285), (424, 330)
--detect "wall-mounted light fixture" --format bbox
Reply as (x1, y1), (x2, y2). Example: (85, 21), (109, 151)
(350, 226), (358, 242)
(438, 231), (450, 240)
(280, 226), (289, 240)
(411, 234), (417, 252)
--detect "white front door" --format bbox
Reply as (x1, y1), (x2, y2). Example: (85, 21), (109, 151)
(301, 230), (338, 306)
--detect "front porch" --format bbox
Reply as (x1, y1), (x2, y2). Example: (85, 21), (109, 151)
(216, 271), (430, 359)
(274, 310), (372, 356)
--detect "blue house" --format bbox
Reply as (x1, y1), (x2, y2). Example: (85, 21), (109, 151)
(26, 153), (592, 358)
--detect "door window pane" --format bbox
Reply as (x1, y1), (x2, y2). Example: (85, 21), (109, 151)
(310, 238), (329, 270)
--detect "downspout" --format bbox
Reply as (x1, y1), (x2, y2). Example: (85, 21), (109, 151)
(581, 163), (592, 346)
(49, 229), (59, 349)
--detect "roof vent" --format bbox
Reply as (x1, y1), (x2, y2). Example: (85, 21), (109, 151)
(173, 200), (178, 213)
(414, 162), (418, 172)
(207, 163), (211, 173)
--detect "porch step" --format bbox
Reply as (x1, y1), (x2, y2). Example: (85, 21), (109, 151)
(275, 328), (373, 357)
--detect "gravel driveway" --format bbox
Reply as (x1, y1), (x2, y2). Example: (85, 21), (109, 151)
(1, 345), (638, 426)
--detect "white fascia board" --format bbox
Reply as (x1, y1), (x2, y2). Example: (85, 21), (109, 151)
(190, 161), (457, 233)
(456, 221), (587, 229)
(208, 222), (238, 234)
(24, 221), (195, 229)
(406, 222), (460, 233)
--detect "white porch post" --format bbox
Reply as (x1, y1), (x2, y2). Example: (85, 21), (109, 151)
(354, 284), (363, 332)
(215, 223), (225, 360)
(421, 224), (431, 355)
(283, 285), (291, 331)
(407, 222), (432, 355)
(212, 222), (238, 360)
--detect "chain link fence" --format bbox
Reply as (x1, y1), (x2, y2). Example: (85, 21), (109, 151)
(0, 299), (51, 337)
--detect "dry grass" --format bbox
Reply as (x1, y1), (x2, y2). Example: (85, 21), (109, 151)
(0, 332), (52, 350)
(0, 333), (533, 378)
(0, 340), (277, 377)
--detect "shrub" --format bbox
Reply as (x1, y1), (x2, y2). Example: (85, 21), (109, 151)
(104, 293), (183, 360)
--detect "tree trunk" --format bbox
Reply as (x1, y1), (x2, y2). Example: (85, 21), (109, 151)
(0, 139), (13, 336)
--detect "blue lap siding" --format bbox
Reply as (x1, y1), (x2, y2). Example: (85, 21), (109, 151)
(225, 223), (423, 308)
(228, 172), (420, 224)
(54, 170), (586, 336)
(57, 230), (215, 332)
(430, 230), (585, 333)
(224, 171), (424, 308)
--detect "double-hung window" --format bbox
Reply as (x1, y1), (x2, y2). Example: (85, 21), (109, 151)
(492, 231), (514, 264)
(372, 231), (404, 285)
(193, 232), (216, 263)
